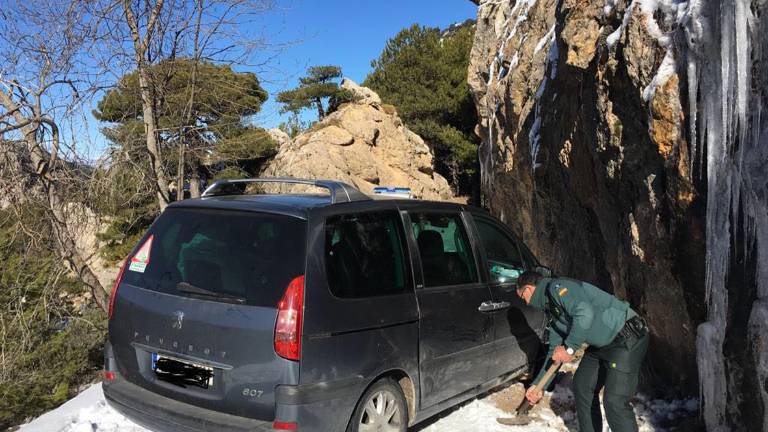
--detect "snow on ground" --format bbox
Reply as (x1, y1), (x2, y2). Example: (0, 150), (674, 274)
(18, 374), (698, 432)
(416, 369), (699, 432)
(17, 384), (148, 432)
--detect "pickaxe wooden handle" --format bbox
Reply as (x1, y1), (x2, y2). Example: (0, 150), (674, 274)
(515, 360), (562, 416)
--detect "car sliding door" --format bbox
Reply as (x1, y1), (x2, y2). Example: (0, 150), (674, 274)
(469, 215), (546, 379)
(407, 211), (494, 409)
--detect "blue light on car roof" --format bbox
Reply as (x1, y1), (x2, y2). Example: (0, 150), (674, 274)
(373, 187), (412, 198)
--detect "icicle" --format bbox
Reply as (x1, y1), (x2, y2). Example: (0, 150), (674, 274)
(685, 0), (767, 429)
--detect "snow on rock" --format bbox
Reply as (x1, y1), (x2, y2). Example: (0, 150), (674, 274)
(642, 49), (677, 102)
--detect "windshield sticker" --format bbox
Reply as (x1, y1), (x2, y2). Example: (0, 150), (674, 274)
(129, 235), (154, 273)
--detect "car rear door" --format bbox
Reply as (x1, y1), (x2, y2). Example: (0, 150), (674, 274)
(405, 210), (495, 408)
(108, 207), (306, 421)
(468, 213), (547, 378)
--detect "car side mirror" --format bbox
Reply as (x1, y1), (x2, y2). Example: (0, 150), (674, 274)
(533, 265), (553, 278)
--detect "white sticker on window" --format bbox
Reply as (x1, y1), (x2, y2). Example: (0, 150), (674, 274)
(129, 235), (154, 273)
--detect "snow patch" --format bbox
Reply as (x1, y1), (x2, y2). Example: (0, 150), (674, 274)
(604, 0), (618, 16)
(18, 384), (148, 432)
(534, 24), (556, 54)
(20, 377), (699, 432)
(607, 0), (638, 48)
(642, 49), (677, 102)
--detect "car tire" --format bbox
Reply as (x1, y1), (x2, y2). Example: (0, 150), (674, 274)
(346, 378), (408, 432)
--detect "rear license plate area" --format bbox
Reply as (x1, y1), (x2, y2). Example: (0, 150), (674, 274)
(152, 353), (214, 389)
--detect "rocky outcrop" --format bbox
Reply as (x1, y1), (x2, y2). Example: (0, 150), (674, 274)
(468, 0), (768, 430)
(262, 81), (454, 201)
(341, 78), (382, 105)
(469, 0), (701, 393)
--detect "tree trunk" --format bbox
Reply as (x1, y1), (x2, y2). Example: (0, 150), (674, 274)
(123, 0), (170, 211)
(316, 98), (325, 120)
(48, 192), (110, 310)
(137, 67), (171, 210)
(189, 158), (202, 198)
(28, 139), (109, 310)
(176, 128), (185, 201)
(0, 91), (109, 311)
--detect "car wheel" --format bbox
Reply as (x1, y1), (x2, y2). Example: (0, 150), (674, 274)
(347, 378), (408, 432)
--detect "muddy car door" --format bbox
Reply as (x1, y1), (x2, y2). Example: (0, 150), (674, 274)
(468, 213), (547, 379)
(405, 210), (494, 408)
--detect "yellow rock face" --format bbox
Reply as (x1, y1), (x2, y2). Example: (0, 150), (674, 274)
(650, 74), (683, 159)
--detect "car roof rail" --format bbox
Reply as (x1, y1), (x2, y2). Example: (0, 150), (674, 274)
(201, 177), (372, 204)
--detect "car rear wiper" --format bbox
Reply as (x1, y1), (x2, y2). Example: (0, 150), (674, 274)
(176, 282), (245, 304)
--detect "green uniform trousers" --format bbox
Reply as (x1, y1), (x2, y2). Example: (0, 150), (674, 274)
(573, 331), (649, 432)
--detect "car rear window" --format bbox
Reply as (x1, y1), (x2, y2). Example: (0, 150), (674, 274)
(121, 208), (306, 307)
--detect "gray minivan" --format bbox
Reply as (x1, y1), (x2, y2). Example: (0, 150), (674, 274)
(103, 178), (548, 432)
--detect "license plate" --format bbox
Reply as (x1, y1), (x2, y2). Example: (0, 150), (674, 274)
(152, 353), (214, 389)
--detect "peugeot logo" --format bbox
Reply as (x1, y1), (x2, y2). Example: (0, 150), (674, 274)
(172, 311), (185, 330)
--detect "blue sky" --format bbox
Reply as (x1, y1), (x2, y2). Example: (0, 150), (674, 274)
(255, 0), (477, 128)
(82, 0), (477, 156)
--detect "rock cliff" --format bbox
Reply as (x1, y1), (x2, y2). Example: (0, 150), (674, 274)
(262, 81), (454, 201)
(469, 0), (702, 392)
(467, 0), (767, 429)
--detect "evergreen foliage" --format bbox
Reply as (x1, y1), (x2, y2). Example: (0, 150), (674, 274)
(0, 210), (106, 430)
(364, 22), (479, 198)
(277, 65), (357, 121)
(93, 59), (276, 261)
(278, 113), (311, 138)
(94, 58), (276, 169)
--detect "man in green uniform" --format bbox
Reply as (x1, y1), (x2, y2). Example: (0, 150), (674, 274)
(516, 271), (649, 432)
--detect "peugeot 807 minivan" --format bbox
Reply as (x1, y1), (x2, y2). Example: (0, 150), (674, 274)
(103, 178), (549, 432)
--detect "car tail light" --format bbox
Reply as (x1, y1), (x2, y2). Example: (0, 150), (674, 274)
(103, 371), (116, 380)
(272, 421), (298, 430)
(274, 275), (305, 361)
(108, 259), (128, 320)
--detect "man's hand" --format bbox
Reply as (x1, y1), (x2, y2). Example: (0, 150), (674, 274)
(525, 386), (543, 405)
(552, 345), (574, 363)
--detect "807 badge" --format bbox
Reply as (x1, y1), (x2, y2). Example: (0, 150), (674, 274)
(128, 235), (154, 273)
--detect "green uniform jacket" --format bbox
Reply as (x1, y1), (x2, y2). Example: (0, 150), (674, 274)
(529, 277), (637, 386)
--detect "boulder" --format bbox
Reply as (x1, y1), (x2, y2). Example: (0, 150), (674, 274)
(340, 78), (382, 105)
(262, 85), (454, 201)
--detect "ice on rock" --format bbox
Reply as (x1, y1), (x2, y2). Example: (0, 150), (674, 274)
(683, 0), (767, 429)
(480, 0), (539, 190)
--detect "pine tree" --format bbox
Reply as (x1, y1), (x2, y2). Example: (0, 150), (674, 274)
(364, 22), (479, 199)
(277, 65), (355, 120)
(93, 59), (275, 258)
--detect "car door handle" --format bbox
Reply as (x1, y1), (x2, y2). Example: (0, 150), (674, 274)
(494, 301), (511, 310)
(478, 301), (511, 312)
(478, 301), (496, 312)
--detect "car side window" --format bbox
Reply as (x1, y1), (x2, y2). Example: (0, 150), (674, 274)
(410, 212), (478, 287)
(325, 210), (410, 298)
(474, 218), (526, 284)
